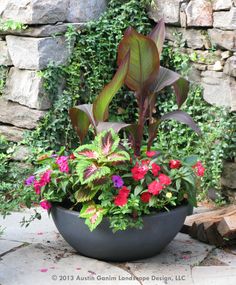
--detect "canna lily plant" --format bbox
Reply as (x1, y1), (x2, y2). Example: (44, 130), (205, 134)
(69, 19), (201, 156)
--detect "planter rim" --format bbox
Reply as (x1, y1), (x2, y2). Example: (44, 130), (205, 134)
(52, 202), (190, 219)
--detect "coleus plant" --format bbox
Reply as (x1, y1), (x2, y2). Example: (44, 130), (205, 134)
(69, 19), (201, 156)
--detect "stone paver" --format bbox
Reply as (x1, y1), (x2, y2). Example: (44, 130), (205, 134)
(132, 233), (214, 266)
(192, 266), (236, 285)
(0, 240), (23, 255)
(1, 208), (236, 285)
(203, 248), (236, 266)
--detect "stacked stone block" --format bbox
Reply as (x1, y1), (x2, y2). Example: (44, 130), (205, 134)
(149, 0), (236, 111)
(0, 0), (107, 142)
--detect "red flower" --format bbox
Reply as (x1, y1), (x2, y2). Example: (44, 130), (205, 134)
(131, 163), (149, 181)
(141, 192), (152, 203)
(148, 181), (163, 195)
(158, 173), (172, 186)
(146, 151), (156, 158)
(169, 160), (181, 169)
(193, 161), (205, 177)
(119, 186), (130, 197)
(141, 159), (150, 166)
(114, 195), (128, 207)
(114, 186), (130, 207)
(151, 163), (161, 177)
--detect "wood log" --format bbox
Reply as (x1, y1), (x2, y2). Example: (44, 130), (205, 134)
(217, 216), (236, 239)
(181, 205), (236, 246)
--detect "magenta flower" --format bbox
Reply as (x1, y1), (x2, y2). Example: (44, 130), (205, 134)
(112, 175), (124, 188)
(56, 156), (69, 173)
(39, 170), (52, 186)
(40, 200), (52, 210)
(34, 180), (41, 195)
(25, 176), (35, 186)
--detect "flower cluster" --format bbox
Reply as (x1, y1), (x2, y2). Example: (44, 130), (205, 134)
(111, 155), (205, 209)
(23, 130), (206, 232)
(24, 155), (74, 211)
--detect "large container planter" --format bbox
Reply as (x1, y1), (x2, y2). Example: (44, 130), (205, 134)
(51, 203), (191, 262)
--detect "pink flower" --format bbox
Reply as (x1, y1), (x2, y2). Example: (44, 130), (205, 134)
(34, 180), (41, 195)
(158, 173), (172, 186)
(39, 170), (52, 186)
(56, 156), (69, 173)
(40, 200), (52, 210)
(148, 181), (163, 195)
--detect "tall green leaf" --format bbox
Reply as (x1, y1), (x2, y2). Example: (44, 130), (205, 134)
(69, 104), (95, 143)
(93, 52), (130, 122)
(161, 110), (201, 135)
(173, 78), (190, 109)
(151, 67), (180, 93)
(148, 18), (165, 55)
(117, 27), (160, 93)
(96, 122), (130, 133)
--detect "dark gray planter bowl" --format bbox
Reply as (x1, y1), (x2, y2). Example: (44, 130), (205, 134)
(51, 203), (191, 262)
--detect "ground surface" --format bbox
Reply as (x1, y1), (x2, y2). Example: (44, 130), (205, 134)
(1, 207), (236, 285)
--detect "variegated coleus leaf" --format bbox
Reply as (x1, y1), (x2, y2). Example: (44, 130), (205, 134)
(101, 150), (130, 163)
(75, 188), (99, 203)
(76, 160), (111, 185)
(79, 201), (97, 218)
(80, 202), (107, 231)
(94, 129), (120, 157)
(76, 144), (99, 160)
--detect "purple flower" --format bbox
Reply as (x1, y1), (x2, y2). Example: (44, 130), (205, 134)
(25, 176), (35, 186)
(112, 175), (124, 188)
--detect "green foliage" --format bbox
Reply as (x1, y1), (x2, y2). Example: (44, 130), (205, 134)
(154, 84), (233, 197)
(0, 66), (7, 96)
(0, 136), (34, 216)
(0, 18), (27, 31)
(25, 0), (152, 150)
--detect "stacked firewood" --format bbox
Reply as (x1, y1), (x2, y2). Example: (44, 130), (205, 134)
(181, 205), (236, 246)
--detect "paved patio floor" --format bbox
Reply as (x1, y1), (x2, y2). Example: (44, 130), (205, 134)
(1, 208), (236, 285)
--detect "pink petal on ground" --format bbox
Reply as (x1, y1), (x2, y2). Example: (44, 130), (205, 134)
(182, 255), (191, 260)
(37, 232), (43, 235)
(76, 268), (81, 270)
(40, 268), (48, 272)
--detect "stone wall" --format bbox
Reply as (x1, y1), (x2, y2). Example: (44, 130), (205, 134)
(149, 0), (236, 111)
(0, 0), (107, 142)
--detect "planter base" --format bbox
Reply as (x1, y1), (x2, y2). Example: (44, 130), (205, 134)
(51, 204), (191, 262)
